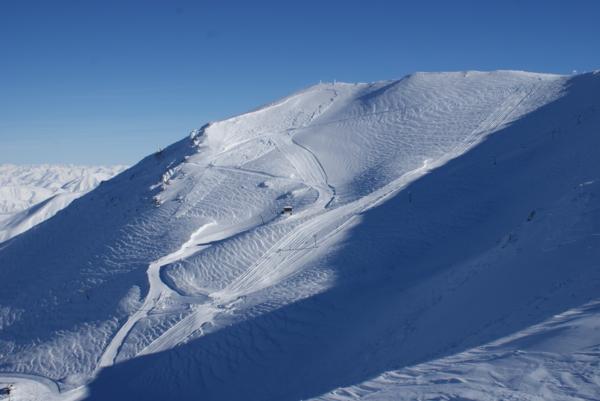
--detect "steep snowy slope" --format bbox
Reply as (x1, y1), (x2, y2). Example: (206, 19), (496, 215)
(0, 165), (127, 242)
(1, 71), (599, 401)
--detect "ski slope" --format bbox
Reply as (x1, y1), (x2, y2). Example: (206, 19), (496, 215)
(1, 70), (600, 401)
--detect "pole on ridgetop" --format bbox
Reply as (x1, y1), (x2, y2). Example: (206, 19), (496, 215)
(313, 234), (317, 248)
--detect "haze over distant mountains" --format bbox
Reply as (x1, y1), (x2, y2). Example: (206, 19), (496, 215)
(0, 164), (126, 242)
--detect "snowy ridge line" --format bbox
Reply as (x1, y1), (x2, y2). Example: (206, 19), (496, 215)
(137, 102), (505, 359)
(4, 71), (588, 400)
(220, 82), (551, 299)
(101, 76), (543, 369)
(207, 82), (338, 153)
(219, 84), (338, 124)
(207, 86), (534, 166)
(211, 71), (558, 129)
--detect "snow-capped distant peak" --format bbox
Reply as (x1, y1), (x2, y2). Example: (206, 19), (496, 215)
(0, 164), (127, 242)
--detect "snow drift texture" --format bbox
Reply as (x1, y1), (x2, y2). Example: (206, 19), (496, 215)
(1, 71), (600, 401)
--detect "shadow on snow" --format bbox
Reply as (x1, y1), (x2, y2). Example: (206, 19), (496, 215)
(85, 73), (600, 401)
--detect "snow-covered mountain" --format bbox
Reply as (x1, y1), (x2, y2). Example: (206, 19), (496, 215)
(1, 70), (600, 401)
(0, 165), (127, 243)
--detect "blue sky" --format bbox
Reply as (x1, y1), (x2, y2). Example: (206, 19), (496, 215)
(1, 0), (599, 165)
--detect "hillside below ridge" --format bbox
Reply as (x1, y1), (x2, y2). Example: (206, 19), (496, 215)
(1, 70), (599, 401)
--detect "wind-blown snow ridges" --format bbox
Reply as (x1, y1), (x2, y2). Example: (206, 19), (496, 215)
(2, 70), (600, 401)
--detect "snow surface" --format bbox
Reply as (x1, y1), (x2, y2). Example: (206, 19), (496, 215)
(1, 70), (600, 401)
(0, 165), (126, 242)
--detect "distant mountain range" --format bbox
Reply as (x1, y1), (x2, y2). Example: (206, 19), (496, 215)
(0, 164), (126, 242)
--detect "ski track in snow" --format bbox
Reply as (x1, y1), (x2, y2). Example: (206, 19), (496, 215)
(129, 130), (337, 358)
(4, 71), (592, 401)
(96, 82), (535, 371)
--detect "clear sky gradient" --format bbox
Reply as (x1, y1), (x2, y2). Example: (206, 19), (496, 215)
(1, 0), (599, 165)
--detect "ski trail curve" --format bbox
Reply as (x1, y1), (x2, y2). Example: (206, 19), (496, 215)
(216, 86), (541, 301)
(97, 222), (218, 369)
(272, 133), (334, 211)
(97, 85), (536, 370)
(135, 130), (337, 356)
